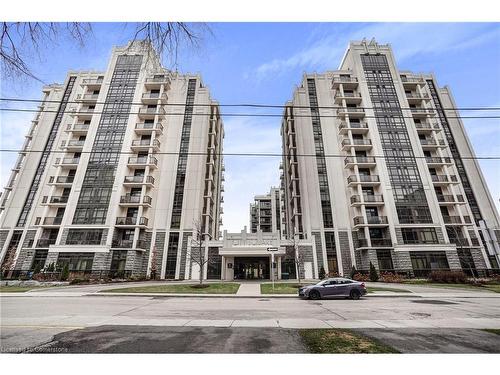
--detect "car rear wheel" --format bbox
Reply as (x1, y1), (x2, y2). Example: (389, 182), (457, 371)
(350, 289), (361, 300)
(309, 290), (321, 300)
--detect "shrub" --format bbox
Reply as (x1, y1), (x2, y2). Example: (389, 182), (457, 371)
(60, 264), (69, 281)
(379, 272), (405, 283)
(369, 262), (379, 282)
(319, 266), (326, 280)
(69, 278), (89, 285)
(349, 265), (357, 280)
(352, 273), (370, 282)
(428, 270), (466, 283)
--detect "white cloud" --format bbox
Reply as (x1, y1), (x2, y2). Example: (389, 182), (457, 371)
(253, 23), (499, 80)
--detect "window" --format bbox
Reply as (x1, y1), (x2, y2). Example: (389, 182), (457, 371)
(401, 228), (438, 244)
(66, 229), (104, 245)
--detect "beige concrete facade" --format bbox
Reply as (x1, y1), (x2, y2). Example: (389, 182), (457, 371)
(281, 39), (500, 277)
(0, 41), (224, 280)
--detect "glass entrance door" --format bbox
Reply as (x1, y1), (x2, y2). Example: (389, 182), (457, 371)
(234, 257), (270, 280)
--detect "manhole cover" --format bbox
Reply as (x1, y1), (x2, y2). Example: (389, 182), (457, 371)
(410, 312), (431, 317)
(411, 300), (456, 305)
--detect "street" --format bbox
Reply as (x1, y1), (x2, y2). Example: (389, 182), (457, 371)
(1, 283), (500, 353)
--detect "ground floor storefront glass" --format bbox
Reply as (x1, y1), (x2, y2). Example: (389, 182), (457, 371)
(234, 257), (269, 280)
(410, 251), (450, 277)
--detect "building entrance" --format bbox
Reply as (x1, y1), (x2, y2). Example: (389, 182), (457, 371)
(234, 257), (269, 280)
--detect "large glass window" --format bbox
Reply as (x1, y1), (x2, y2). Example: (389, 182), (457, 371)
(73, 55), (142, 224)
(361, 55), (432, 224)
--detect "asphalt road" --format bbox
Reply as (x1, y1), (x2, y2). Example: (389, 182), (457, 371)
(1, 291), (499, 353)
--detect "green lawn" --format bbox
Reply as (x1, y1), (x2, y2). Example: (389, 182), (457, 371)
(260, 283), (304, 294)
(483, 329), (500, 336)
(403, 280), (500, 293)
(367, 286), (412, 293)
(102, 283), (240, 294)
(0, 285), (41, 293)
(300, 329), (399, 354)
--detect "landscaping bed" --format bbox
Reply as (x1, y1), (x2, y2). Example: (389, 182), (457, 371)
(101, 283), (241, 294)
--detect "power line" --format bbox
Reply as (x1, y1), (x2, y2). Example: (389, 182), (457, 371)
(1, 107), (500, 120)
(1, 97), (500, 112)
(1, 148), (499, 160)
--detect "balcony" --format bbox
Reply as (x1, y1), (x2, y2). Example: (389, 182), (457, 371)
(353, 216), (388, 227)
(334, 91), (362, 104)
(337, 107), (366, 118)
(48, 175), (75, 186)
(41, 217), (63, 226)
(80, 78), (103, 89)
(347, 175), (380, 186)
(341, 138), (372, 150)
(419, 138), (446, 149)
(357, 238), (393, 248)
(405, 92), (430, 104)
(344, 156), (377, 168)
(42, 195), (69, 206)
(115, 217), (149, 227)
(410, 108), (435, 118)
(75, 93), (99, 103)
(443, 215), (463, 224)
(414, 122), (441, 133)
(141, 92), (168, 104)
(119, 194), (152, 207)
(401, 76), (425, 87)
(111, 239), (134, 249)
(351, 194), (384, 206)
(338, 121), (369, 135)
(131, 138), (161, 152)
(431, 174), (459, 185)
(66, 123), (90, 134)
(127, 156), (158, 168)
(135, 122), (164, 135)
(332, 76), (358, 89)
(71, 108), (95, 120)
(138, 106), (166, 119)
(36, 238), (57, 248)
(60, 139), (85, 151)
(144, 75), (171, 89)
(123, 175), (155, 187)
(437, 194), (466, 205)
(55, 158), (80, 168)
(425, 156), (453, 166)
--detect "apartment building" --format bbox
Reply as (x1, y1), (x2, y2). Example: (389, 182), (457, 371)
(250, 187), (286, 238)
(281, 39), (500, 278)
(0, 41), (224, 280)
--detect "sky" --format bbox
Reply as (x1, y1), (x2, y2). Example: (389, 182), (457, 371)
(1, 22), (499, 231)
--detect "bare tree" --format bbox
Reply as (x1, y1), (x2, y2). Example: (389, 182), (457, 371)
(1, 22), (210, 83)
(188, 218), (211, 285)
(285, 235), (305, 284)
(1, 247), (16, 278)
(149, 245), (158, 280)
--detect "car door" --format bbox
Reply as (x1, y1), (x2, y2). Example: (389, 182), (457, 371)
(336, 280), (353, 296)
(322, 280), (339, 297)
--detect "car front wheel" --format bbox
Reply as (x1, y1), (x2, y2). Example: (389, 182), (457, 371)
(309, 290), (321, 300)
(350, 289), (361, 300)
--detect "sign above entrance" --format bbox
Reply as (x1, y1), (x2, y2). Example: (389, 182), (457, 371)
(267, 247), (279, 252)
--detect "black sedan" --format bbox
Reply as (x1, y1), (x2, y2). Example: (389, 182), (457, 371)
(298, 277), (367, 300)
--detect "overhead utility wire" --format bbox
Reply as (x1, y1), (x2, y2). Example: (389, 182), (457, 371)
(1, 97), (499, 112)
(1, 149), (499, 160)
(0, 107), (499, 120)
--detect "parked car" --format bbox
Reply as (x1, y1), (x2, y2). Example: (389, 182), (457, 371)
(298, 277), (367, 300)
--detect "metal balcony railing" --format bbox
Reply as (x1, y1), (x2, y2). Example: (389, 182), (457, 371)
(42, 217), (63, 225)
(123, 175), (155, 184)
(127, 156), (158, 166)
(120, 195), (152, 205)
(351, 194), (384, 204)
(348, 175), (380, 183)
(135, 123), (164, 132)
(344, 156), (376, 165)
(115, 217), (148, 226)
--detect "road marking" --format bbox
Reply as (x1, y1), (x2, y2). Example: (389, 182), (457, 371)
(1, 325), (84, 330)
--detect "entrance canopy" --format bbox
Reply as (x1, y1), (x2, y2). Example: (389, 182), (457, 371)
(219, 246), (286, 257)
